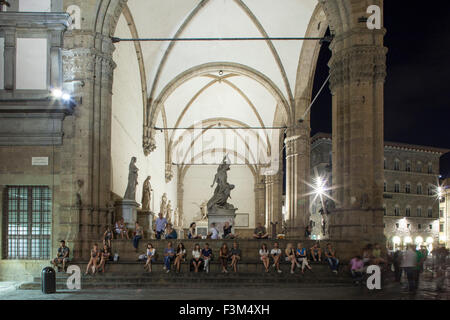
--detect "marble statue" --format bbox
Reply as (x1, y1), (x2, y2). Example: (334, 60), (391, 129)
(160, 193), (168, 216)
(173, 207), (179, 226)
(166, 200), (173, 222)
(141, 176), (153, 211)
(124, 157), (138, 201)
(207, 156), (235, 213)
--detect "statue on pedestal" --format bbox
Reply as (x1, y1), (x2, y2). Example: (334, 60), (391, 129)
(207, 156), (235, 213)
(141, 176), (153, 211)
(166, 200), (173, 223)
(173, 207), (179, 226)
(124, 157), (138, 201)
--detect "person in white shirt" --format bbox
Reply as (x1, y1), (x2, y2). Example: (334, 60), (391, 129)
(208, 223), (219, 240)
(259, 243), (270, 273)
(400, 244), (418, 292)
(191, 243), (203, 273)
(270, 242), (282, 273)
(144, 243), (156, 272)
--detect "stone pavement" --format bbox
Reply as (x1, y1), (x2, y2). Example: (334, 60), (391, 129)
(0, 276), (448, 300)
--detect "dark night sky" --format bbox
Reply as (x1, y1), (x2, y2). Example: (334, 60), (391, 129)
(311, 1), (450, 178)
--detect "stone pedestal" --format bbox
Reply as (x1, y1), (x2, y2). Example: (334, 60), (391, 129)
(208, 207), (237, 238)
(137, 210), (155, 239)
(115, 200), (139, 229)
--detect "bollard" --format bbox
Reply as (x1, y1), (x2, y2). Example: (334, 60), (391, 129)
(41, 266), (56, 294)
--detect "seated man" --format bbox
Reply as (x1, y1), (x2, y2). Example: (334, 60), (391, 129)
(51, 240), (70, 272)
(207, 223), (219, 240)
(253, 222), (269, 239)
(165, 223), (178, 239)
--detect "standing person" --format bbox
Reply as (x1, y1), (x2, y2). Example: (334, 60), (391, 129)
(296, 242), (312, 273)
(414, 245), (426, 290)
(188, 222), (201, 239)
(163, 241), (175, 273)
(324, 243), (339, 274)
(174, 242), (186, 273)
(85, 244), (99, 275)
(400, 244), (418, 292)
(433, 246), (449, 291)
(98, 244), (111, 273)
(208, 223), (219, 240)
(219, 243), (230, 273)
(51, 240), (70, 272)
(191, 243), (203, 273)
(154, 212), (167, 239)
(230, 242), (241, 273)
(253, 222), (269, 239)
(349, 255), (365, 285)
(144, 243), (156, 272)
(270, 242), (282, 273)
(102, 225), (113, 248)
(310, 242), (322, 262)
(259, 243), (270, 273)
(132, 222), (143, 251)
(285, 243), (300, 274)
(201, 243), (213, 273)
(393, 249), (403, 282)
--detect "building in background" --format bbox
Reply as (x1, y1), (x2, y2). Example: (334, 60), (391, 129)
(439, 178), (450, 248)
(310, 133), (449, 250)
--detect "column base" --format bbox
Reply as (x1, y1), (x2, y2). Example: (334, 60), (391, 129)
(115, 200), (139, 228)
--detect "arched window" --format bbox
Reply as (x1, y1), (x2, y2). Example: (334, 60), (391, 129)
(405, 160), (411, 172)
(394, 206), (400, 216)
(427, 208), (433, 218)
(394, 182), (400, 193)
(405, 183), (411, 194)
(405, 207), (411, 217)
(428, 162), (433, 174)
(417, 184), (422, 195)
(417, 207), (422, 217)
(416, 161), (422, 173)
(384, 181), (387, 192)
(394, 159), (400, 171)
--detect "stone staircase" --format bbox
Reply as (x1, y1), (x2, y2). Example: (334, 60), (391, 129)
(19, 239), (356, 290)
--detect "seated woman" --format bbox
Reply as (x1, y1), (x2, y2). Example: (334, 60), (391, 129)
(174, 242), (186, 273)
(219, 243), (230, 273)
(201, 243), (213, 273)
(295, 242), (312, 273)
(98, 244), (111, 273)
(144, 243), (156, 272)
(102, 225), (113, 248)
(259, 243), (270, 273)
(223, 221), (236, 239)
(270, 242), (282, 273)
(191, 243), (203, 273)
(132, 222), (143, 252)
(310, 243), (322, 262)
(114, 218), (129, 240)
(165, 223), (178, 239)
(163, 241), (175, 273)
(285, 243), (300, 274)
(188, 222), (201, 239)
(230, 242), (241, 272)
(85, 243), (99, 275)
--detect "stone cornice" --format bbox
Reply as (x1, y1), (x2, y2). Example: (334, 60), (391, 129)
(0, 12), (70, 29)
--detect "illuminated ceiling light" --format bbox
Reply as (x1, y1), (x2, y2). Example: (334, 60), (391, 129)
(51, 88), (63, 98)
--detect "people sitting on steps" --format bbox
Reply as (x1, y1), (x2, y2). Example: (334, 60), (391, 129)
(154, 212), (168, 239)
(165, 223), (178, 239)
(102, 225), (113, 248)
(174, 242), (186, 273)
(230, 242), (241, 272)
(163, 241), (175, 273)
(201, 243), (213, 273)
(295, 242), (312, 274)
(51, 240), (70, 272)
(223, 221), (236, 239)
(310, 242), (322, 262)
(324, 243), (339, 274)
(144, 243), (156, 272)
(98, 244), (111, 273)
(85, 243), (100, 276)
(219, 243), (230, 273)
(270, 242), (282, 273)
(207, 222), (219, 239)
(188, 222), (201, 239)
(253, 222), (269, 239)
(114, 217), (129, 240)
(191, 243), (203, 273)
(259, 243), (270, 273)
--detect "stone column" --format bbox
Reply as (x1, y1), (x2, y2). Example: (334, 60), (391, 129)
(177, 181), (184, 228)
(61, 30), (116, 259)
(265, 174), (283, 236)
(284, 123), (310, 237)
(328, 28), (387, 246)
(254, 174), (266, 227)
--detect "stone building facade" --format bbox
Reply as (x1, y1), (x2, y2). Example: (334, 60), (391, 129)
(439, 179), (450, 248)
(310, 133), (449, 250)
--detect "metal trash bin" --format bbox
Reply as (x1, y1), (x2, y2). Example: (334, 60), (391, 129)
(41, 267), (56, 294)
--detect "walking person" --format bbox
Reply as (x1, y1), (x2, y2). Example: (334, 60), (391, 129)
(400, 244), (418, 292)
